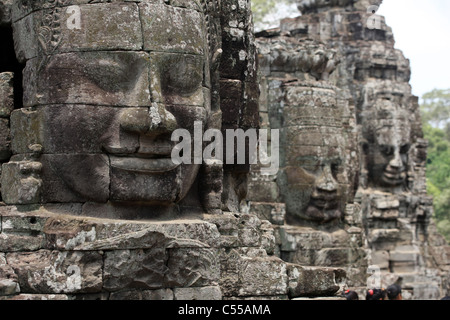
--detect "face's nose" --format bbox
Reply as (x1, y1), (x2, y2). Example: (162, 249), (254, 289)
(315, 165), (338, 193)
(388, 148), (404, 170)
(119, 103), (178, 136)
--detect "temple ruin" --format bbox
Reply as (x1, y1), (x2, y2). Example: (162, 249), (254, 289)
(0, 0), (449, 300)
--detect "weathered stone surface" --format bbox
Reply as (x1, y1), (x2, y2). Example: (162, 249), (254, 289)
(0, 0), (12, 25)
(246, 202), (286, 226)
(140, 3), (205, 55)
(0, 118), (11, 161)
(13, 3), (143, 62)
(218, 248), (288, 297)
(110, 289), (174, 301)
(287, 264), (342, 298)
(0, 294), (70, 300)
(165, 247), (220, 288)
(0, 253), (20, 296)
(7, 250), (103, 293)
(22, 52), (151, 107)
(0, 72), (14, 117)
(1, 160), (42, 205)
(103, 248), (167, 291)
(173, 286), (222, 300)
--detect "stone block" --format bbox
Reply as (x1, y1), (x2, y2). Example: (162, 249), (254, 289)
(247, 202), (286, 226)
(390, 251), (419, 263)
(140, 3), (205, 55)
(0, 253), (20, 296)
(315, 248), (366, 267)
(173, 286), (222, 300)
(246, 181), (279, 202)
(7, 250), (103, 294)
(0, 72), (14, 117)
(287, 264), (342, 298)
(22, 51), (151, 107)
(1, 160), (42, 205)
(164, 248), (220, 288)
(109, 163), (179, 204)
(0, 294), (70, 300)
(0, 118), (11, 161)
(390, 261), (417, 274)
(371, 250), (390, 269)
(429, 246), (450, 266)
(218, 249), (287, 297)
(367, 229), (399, 251)
(371, 209), (399, 220)
(103, 248), (168, 291)
(110, 289), (174, 300)
(39, 154), (110, 203)
(13, 3), (143, 62)
(0, 214), (46, 252)
(278, 226), (331, 252)
(236, 256), (288, 297)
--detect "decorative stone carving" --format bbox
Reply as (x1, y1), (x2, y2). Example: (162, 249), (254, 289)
(249, 0), (449, 299)
(0, 0), (346, 301)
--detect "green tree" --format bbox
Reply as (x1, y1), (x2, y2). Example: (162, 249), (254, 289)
(421, 89), (450, 128)
(420, 89), (450, 241)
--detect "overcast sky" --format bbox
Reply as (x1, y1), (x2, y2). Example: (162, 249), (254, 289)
(377, 0), (450, 98)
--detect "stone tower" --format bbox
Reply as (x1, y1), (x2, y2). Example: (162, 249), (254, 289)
(248, 0), (450, 299)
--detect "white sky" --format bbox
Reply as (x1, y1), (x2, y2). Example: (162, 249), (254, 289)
(259, 0), (450, 99)
(376, 0), (450, 98)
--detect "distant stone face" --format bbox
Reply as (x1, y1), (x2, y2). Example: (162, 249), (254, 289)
(361, 99), (411, 189)
(276, 82), (353, 224)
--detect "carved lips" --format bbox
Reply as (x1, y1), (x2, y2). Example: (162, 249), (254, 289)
(110, 156), (180, 174)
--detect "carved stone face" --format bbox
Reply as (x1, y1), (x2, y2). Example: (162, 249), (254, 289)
(280, 129), (349, 224)
(277, 83), (352, 224)
(363, 100), (411, 188)
(10, 2), (210, 208)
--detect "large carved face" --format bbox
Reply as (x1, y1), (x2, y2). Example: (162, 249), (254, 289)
(10, 1), (210, 208)
(363, 100), (411, 188)
(277, 83), (352, 224)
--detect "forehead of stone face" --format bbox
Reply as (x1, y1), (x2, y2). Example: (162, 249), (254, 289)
(282, 83), (342, 127)
(283, 127), (346, 163)
(140, 2), (206, 55)
(364, 100), (411, 144)
(13, 1), (206, 61)
(364, 80), (411, 107)
(375, 125), (410, 147)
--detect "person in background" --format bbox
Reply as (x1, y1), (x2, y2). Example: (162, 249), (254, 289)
(387, 284), (402, 300)
(366, 288), (387, 300)
(343, 290), (359, 300)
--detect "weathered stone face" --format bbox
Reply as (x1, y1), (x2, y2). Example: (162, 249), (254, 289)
(280, 133), (348, 224)
(275, 82), (353, 224)
(362, 99), (411, 188)
(7, 1), (210, 209)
